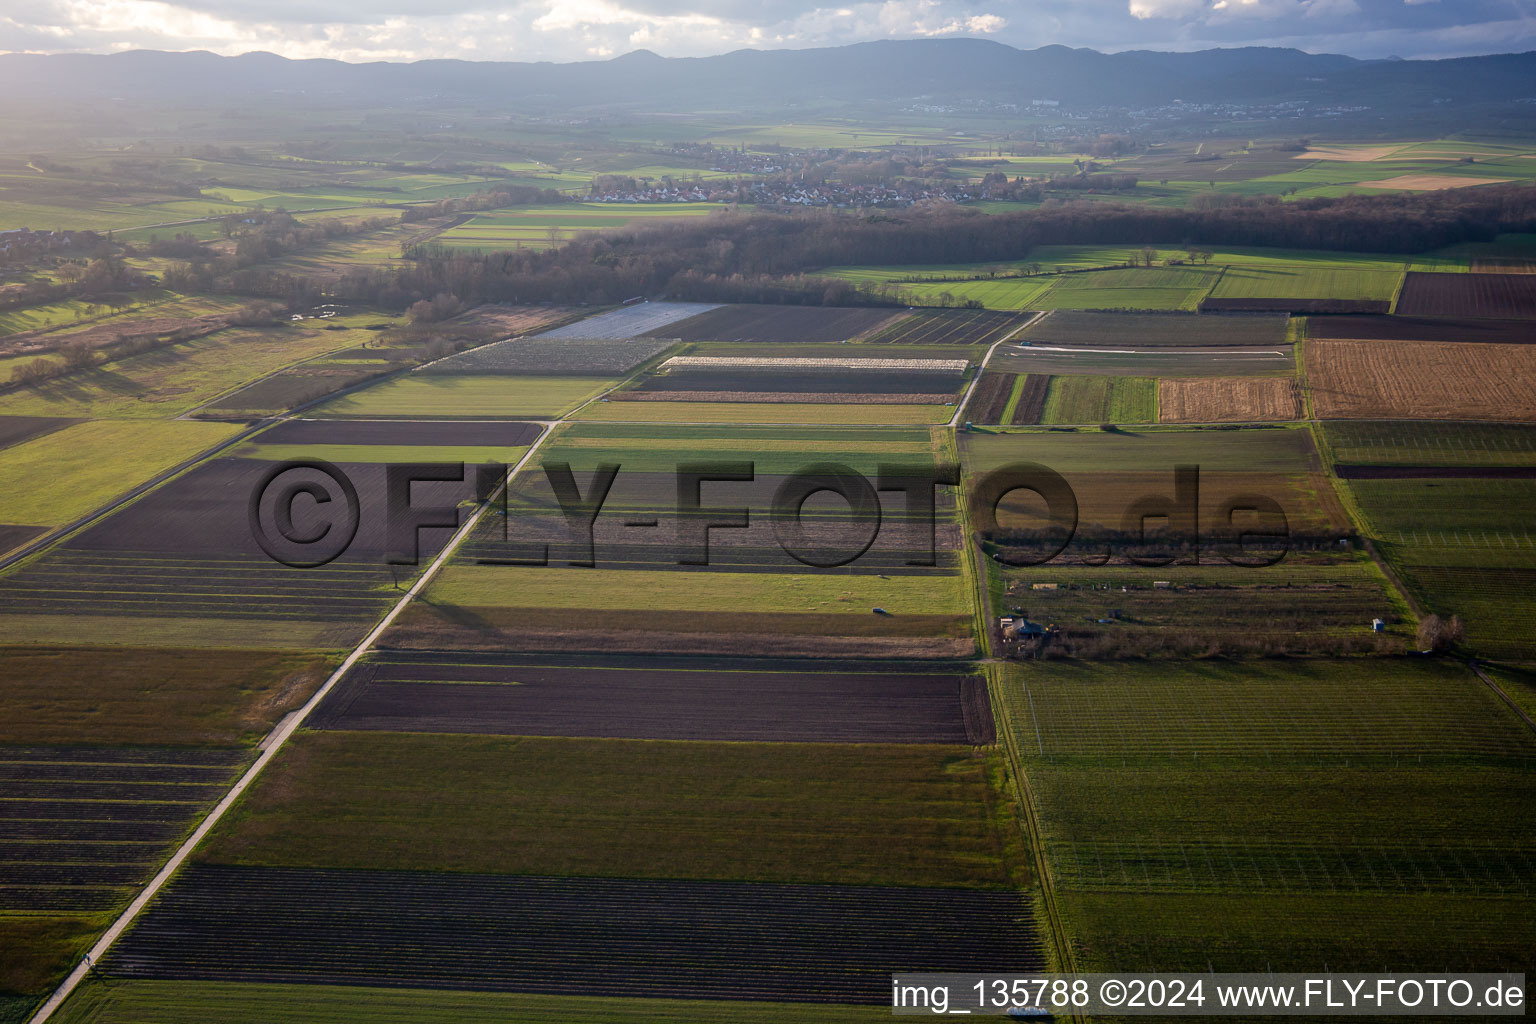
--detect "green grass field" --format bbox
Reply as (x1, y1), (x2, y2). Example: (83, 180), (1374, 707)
(0, 325), (364, 420)
(1209, 265), (1404, 301)
(52, 980), (890, 1024)
(1040, 375), (1156, 424)
(425, 564), (966, 616)
(433, 202), (723, 251)
(316, 375), (616, 418)
(0, 419), (239, 525)
(0, 646), (333, 746)
(200, 731), (1026, 890)
(995, 658), (1536, 971)
(241, 443), (531, 465)
(1034, 267), (1218, 311)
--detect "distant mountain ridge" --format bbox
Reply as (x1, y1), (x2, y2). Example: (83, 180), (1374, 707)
(2, 39), (1533, 115)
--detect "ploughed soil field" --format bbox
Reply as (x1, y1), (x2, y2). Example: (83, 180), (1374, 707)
(0, 415), (82, 452)
(1334, 464), (1536, 479)
(1159, 377), (1303, 423)
(421, 337), (674, 376)
(535, 302), (719, 340)
(0, 458), (484, 629)
(104, 864), (1041, 1003)
(256, 419), (542, 446)
(964, 372), (1014, 423)
(1395, 272), (1536, 319)
(310, 654), (994, 743)
(643, 304), (903, 343)
(1023, 311), (1289, 348)
(1306, 340), (1536, 421)
(1200, 298), (1388, 314)
(865, 308), (1028, 346)
(0, 746), (246, 914)
(1306, 315), (1536, 343)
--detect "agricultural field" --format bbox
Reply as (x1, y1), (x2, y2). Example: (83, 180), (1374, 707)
(1347, 474), (1536, 660)
(101, 865), (1037, 1004)
(1306, 340), (1536, 421)
(1158, 377), (1302, 423)
(1306, 314), (1535, 343)
(1039, 375), (1156, 424)
(1021, 310), (1289, 348)
(960, 424), (1350, 569)
(1207, 265), (1404, 303)
(865, 308), (1029, 346)
(987, 342), (1293, 377)
(533, 302), (720, 339)
(619, 354), (969, 404)
(994, 658), (1536, 971)
(421, 337), (675, 376)
(1395, 271), (1536, 318)
(0, 323), (369, 420)
(51, 980), (894, 1024)
(0, 418), (238, 528)
(1322, 420), (1536, 469)
(194, 731), (1024, 890)
(315, 374), (616, 418)
(1035, 267), (1218, 311)
(574, 400), (953, 424)
(431, 202), (724, 251)
(311, 653), (994, 743)
(962, 371), (1016, 423)
(641, 304), (905, 343)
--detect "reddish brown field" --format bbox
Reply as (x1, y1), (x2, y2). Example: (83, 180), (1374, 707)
(1159, 377), (1302, 423)
(1202, 298), (1389, 314)
(963, 372), (1015, 423)
(1395, 272), (1536, 318)
(1010, 374), (1050, 424)
(1306, 340), (1536, 421)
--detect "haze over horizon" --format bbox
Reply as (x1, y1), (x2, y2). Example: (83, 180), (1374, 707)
(2, 0), (1533, 66)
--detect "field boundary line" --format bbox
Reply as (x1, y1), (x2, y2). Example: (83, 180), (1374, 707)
(24, 421), (560, 1024)
(1468, 660), (1536, 736)
(951, 310), (1044, 428)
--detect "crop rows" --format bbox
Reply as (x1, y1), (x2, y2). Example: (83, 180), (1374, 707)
(1009, 374), (1049, 424)
(644, 305), (904, 343)
(534, 302), (721, 340)
(866, 308), (1028, 346)
(311, 655), (994, 743)
(106, 865), (1041, 1003)
(963, 372), (1014, 423)
(0, 746), (245, 913)
(420, 338), (674, 376)
(1023, 311), (1289, 348)
(1307, 340), (1536, 421)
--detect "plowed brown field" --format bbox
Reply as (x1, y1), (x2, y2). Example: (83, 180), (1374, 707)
(1160, 377), (1303, 423)
(1307, 340), (1536, 421)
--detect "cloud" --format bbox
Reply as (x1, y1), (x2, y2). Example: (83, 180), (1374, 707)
(0, 0), (1529, 61)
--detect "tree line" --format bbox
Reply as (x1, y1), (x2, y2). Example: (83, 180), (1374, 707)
(205, 183), (1536, 310)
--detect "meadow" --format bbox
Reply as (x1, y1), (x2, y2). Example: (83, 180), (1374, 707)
(316, 374), (616, 418)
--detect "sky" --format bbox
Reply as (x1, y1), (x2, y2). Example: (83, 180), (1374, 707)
(1, 0), (1533, 63)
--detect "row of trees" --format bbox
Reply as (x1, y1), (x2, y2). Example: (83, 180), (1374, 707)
(198, 183), (1536, 311)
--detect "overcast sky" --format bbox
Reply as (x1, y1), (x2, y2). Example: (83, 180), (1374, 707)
(2, 0), (1533, 62)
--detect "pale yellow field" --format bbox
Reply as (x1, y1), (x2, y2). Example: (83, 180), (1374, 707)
(1358, 173), (1517, 191)
(1295, 145), (1409, 162)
